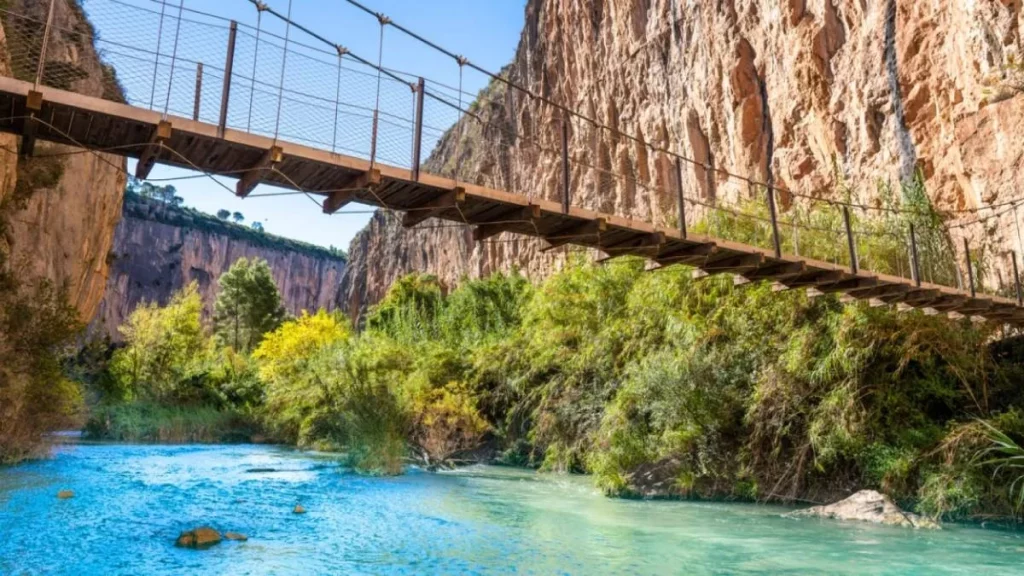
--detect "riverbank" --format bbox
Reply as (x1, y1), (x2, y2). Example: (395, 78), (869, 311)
(2, 443), (1022, 575)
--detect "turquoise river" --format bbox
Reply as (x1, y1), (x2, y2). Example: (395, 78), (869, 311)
(1, 443), (1023, 575)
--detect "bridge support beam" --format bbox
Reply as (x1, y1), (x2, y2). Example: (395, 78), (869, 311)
(599, 231), (666, 261)
(655, 242), (718, 266)
(402, 187), (466, 228)
(739, 261), (806, 283)
(543, 218), (606, 251)
(322, 169), (381, 214)
(698, 253), (764, 276)
(472, 203), (540, 242)
(236, 145), (283, 198)
(20, 90), (43, 157)
(135, 120), (172, 180)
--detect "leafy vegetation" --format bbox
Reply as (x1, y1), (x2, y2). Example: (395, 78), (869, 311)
(213, 257), (286, 353)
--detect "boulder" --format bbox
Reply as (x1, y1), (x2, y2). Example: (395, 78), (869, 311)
(786, 490), (940, 529)
(56, 490), (74, 500)
(174, 527), (222, 548)
(224, 532), (248, 542)
(293, 505), (306, 514)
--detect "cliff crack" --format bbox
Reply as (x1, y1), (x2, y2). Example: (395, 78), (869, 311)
(883, 0), (918, 183)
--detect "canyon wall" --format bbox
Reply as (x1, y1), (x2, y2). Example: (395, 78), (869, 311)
(91, 194), (346, 340)
(0, 0), (127, 321)
(339, 0), (1024, 318)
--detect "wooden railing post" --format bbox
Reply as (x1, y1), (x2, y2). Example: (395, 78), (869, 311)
(909, 222), (921, 287)
(218, 21), (237, 138)
(561, 116), (570, 213)
(767, 186), (781, 258)
(411, 77), (425, 181)
(964, 237), (976, 297)
(843, 205), (857, 274)
(193, 63), (203, 121)
(675, 158), (687, 238)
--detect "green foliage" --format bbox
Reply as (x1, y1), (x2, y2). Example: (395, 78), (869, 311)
(253, 310), (351, 442)
(213, 257), (287, 353)
(109, 282), (208, 403)
(0, 277), (84, 464)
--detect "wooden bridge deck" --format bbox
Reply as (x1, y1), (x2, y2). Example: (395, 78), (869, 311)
(2, 76), (1021, 324)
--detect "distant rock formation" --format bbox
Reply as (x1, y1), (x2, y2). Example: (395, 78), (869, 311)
(91, 192), (346, 340)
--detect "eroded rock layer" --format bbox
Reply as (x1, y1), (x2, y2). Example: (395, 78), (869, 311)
(339, 0), (1024, 318)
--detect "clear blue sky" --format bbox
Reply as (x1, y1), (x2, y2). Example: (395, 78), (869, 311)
(88, 0), (526, 251)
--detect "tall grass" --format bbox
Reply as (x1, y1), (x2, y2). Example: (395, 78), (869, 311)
(84, 402), (262, 443)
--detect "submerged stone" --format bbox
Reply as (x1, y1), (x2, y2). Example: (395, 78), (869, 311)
(56, 490), (74, 499)
(786, 490), (940, 529)
(224, 532), (248, 541)
(174, 526), (222, 548)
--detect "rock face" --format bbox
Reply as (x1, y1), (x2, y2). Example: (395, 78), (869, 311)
(339, 0), (1024, 319)
(787, 489), (940, 529)
(91, 194), (346, 340)
(0, 1), (127, 322)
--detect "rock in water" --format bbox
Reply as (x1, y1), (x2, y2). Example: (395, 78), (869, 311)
(224, 532), (248, 542)
(293, 505), (306, 514)
(786, 490), (940, 529)
(56, 490), (74, 500)
(174, 527), (222, 548)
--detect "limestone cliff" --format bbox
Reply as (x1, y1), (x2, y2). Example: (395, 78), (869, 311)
(0, 0), (126, 321)
(91, 193), (346, 340)
(339, 0), (1024, 318)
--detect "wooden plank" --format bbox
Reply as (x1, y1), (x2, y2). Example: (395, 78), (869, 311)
(236, 145), (283, 198)
(402, 186), (466, 228)
(741, 261), (807, 282)
(135, 120), (173, 179)
(322, 169), (381, 214)
(656, 242), (718, 265)
(602, 231), (667, 254)
(473, 204), (540, 242)
(817, 276), (879, 294)
(700, 253), (764, 275)
(542, 218), (607, 251)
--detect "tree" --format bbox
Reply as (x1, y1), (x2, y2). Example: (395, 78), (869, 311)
(109, 282), (207, 403)
(216, 209), (231, 220)
(213, 257), (286, 353)
(251, 221), (264, 233)
(232, 212), (245, 224)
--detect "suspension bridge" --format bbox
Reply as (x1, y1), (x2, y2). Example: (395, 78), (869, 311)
(1, 0), (1023, 324)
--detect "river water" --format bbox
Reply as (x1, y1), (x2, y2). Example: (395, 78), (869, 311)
(1, 444), (1022, 575)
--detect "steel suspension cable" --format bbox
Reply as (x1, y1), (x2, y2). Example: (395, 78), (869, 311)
(247, 3), (264, 132)
(161, 0), (183, 117)
(273, 0), (293, 141)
